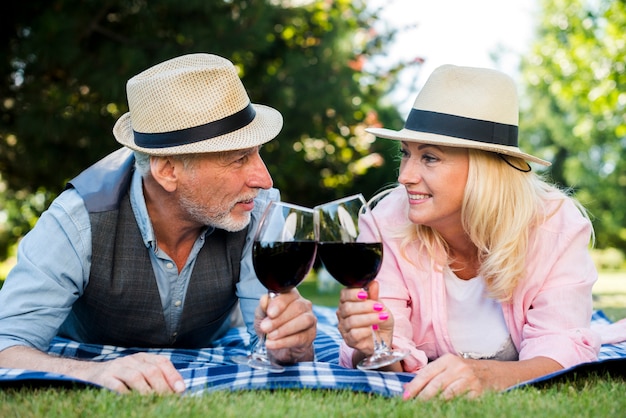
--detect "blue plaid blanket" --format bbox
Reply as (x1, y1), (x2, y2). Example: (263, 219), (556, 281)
(510, 310), (626, 389)
(1, 307), (625, 395)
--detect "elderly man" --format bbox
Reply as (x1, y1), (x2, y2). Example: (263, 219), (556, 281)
(0, 53), (317, 394)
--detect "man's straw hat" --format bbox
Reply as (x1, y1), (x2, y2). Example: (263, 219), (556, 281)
(113, 53), (283, 155)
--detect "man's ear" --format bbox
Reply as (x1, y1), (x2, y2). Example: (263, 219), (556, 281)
(150, 156), (179, 192)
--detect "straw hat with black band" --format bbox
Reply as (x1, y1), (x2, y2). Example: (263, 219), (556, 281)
(113, 53), (283, 154)
(366, 64), (551, 169)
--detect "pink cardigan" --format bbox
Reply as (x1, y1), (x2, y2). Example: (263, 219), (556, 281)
(339, 187), (601, 372)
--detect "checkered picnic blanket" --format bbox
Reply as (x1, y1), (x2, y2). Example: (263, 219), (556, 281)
(511, 310), (626, 389)
(0, 306), (413, 396)
(1, 307), (625, 395)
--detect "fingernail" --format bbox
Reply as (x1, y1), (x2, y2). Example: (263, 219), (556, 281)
(403, 389), (411, 400)
(372, 324), (379, 331)
(373, 303), (384, 312)
(379, 312), (389, 320)
(174, 380), (186, 393)
(267, 304), (279, 317)
(260, 318), (271, 333)
(357, 291), (368, 300)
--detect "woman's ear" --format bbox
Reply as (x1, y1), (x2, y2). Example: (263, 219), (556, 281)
(149, 156), (179, 192)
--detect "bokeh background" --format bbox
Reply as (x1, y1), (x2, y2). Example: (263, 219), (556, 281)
(1, 0), (625, 278)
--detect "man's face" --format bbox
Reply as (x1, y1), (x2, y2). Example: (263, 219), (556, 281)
(176, 146), (273, 231)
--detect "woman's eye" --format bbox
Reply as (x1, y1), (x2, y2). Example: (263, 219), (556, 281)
(421, 154), (438, 163)
(399, 148), (410, 158)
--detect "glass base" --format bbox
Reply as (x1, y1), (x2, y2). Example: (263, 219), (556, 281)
(248, 355), (285, 373)
(231, 354), (252, 365)
(356, 349), (408, 371)
(230, 354), (285, 373)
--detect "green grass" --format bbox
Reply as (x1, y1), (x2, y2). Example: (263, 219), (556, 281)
(298, 278), (341, 307)
(591, 271), (626, 321)
(1, 377), (626, 417)
(0, 272), (625, 416)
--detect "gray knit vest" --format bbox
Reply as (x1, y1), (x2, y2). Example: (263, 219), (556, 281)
(64, 148), (247, 348)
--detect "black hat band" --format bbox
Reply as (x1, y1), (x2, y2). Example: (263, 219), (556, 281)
(404, 109), (518, 147)
(133, 103), (256, 149)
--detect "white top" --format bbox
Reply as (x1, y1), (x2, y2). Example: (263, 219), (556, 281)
(444, 269), (515, 359)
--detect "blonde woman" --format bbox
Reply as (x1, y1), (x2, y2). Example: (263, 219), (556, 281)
(336, 65), (600, 400)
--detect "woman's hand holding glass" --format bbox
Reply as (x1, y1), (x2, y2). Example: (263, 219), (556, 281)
(336, 280), (400, 369)
(315, 194), (407, 370)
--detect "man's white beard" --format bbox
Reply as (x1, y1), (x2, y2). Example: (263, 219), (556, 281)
(179, 195), (251, 232)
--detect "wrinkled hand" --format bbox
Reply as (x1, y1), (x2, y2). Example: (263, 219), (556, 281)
(402, 353), (483, 400)
(255, 288), (317, 363)
(82, 352), (185, 394)
(335, 281), (394, 361)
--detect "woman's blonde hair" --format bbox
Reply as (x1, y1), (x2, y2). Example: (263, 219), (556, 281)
(395, 149), (592, 302)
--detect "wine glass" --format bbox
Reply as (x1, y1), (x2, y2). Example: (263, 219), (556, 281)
(314, 194), (408, 370)
(235, 201), (317, 372)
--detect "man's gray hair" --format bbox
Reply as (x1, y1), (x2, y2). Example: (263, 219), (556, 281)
(133, 150), (201, 177)
(133, 151), (151, 176)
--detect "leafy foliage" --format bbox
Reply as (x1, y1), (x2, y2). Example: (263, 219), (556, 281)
(0, 0), (419, 258)
(520, 0), (626, 250)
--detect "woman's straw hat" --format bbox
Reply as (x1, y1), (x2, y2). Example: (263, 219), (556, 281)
(366, 64), (550, 166)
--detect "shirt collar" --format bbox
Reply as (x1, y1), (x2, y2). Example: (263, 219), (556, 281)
(129, 170), (156, 249)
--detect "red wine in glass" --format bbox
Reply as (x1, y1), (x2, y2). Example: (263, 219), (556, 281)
(253, 241), (317, 293)
(315, 193), (408, 370)
(316, 242), (382, 288)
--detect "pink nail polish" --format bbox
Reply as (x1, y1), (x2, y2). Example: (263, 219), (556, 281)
(357, 291), (368, 300)
(379, 312), (389, 320)
(372, 324), (379, 331)
(403, 389), (411, 400)
(373, 303), (384, 311)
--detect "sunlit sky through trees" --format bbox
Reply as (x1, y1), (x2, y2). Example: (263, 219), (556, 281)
(368, 0), (538, 116)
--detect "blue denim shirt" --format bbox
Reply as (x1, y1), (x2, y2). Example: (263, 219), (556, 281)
(0, 169), (277, 352)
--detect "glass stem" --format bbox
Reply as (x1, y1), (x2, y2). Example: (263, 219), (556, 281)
(371, 327), (390, 354)
(252, 333), (268, 358)
(252, 290), (277, 359)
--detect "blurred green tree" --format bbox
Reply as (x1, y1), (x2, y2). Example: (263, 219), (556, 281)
(520, 0), (626, 250)
(0, 0), (422, 259)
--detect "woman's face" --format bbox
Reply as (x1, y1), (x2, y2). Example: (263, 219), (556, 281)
(398, 141), (469, 236)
